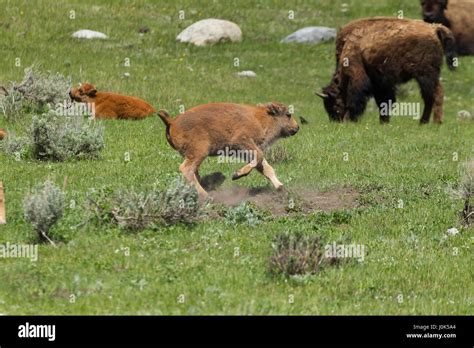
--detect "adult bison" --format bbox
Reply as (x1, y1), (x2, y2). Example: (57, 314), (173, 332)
(317, 18), (456, 124)
(421, 0), (474, 55)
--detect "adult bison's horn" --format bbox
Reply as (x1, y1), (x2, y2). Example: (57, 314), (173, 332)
(315, 92), (328, 99)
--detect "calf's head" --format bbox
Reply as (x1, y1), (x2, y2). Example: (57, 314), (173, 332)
(421, 0), (448, 23)
(265, 102), (299, 138)
(69, 83), (97, 102)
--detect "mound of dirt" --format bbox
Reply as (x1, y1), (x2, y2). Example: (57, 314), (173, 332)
(210, 184), (359, 217)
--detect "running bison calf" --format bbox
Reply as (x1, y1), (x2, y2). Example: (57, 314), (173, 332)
(69, 83), (155, 120)
(317, 18), (456, 124)
(157, 102), (299, 199)
(421, 0), (474, 55)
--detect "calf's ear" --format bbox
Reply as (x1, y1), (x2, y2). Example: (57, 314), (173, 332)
(265, 102), (287, 116)
(86, 86), (97, 97)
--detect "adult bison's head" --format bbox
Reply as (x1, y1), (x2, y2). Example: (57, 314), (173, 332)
(316, 85), (347, 122)
(420, 0), (449, 24)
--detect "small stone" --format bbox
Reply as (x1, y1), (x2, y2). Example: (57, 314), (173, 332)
(458, 110), (472, 119)
(235, 70), (257, 78)
(446, 227), (459, 236)
(72, 29), (108, 39)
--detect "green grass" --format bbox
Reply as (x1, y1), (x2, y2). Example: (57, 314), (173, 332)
(0, 0), (473, 315)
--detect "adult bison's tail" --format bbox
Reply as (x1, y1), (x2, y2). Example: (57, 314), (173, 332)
(436, 26), (457, 71)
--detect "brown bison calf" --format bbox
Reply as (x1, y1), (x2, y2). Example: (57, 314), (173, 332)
(157, 102), (300, 199)
(317, 18), (456, 124)
(421, 0), (474, 55)
(69, 83), (155, 120)
(0, 128), (6, 140)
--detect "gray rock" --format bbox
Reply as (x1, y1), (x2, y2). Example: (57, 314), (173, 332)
(281, 27), (336, 44)
(176, 19), (242, 46)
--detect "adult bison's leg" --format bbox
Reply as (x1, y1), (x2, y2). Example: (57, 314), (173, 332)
(256, 159), (284, 190)
(374, 87), (396, 124)
(417, 75), (438, 124)
(433, 82), (444, 124)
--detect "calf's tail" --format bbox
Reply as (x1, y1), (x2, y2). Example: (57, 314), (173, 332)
(157, 110), (176, 150)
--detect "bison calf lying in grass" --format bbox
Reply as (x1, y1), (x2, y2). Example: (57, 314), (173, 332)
(317, 18), (456, 124)
(69, 83), (155, 120)
(157, 102), (299, 199)
(0, 128), (6, 140)
(421, 0), (474, 55)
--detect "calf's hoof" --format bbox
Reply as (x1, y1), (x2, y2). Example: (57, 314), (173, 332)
(232, 172), (241, 181)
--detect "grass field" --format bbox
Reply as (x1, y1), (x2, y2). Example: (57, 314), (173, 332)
(0, 0), (473, 315)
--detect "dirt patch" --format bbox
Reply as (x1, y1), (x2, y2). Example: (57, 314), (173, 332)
(210, 184), (359, 217)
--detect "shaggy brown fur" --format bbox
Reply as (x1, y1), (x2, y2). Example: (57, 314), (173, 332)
(69, 83), (156, 120)
(157, 102), (300, 199)
(0, 128), (6, 140)
(421, 0), (474, 55)
(317, 17), (456, 124)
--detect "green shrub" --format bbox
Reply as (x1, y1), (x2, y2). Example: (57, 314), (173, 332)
(225, 202), (262, 226)
(85, 178), (202, 232)
(0, 86), (23, 122)
(31, 111), (105, 161)
(0, 66), (71, 122)
(269, 232), (325, 276)
(23, 180), (65, 245)
(0, 133), (31, 160)
(159, 177), (201, 226)
(13, 65), (71, 108)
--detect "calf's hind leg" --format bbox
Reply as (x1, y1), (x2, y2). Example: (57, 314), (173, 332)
(179, 156), (208, 199)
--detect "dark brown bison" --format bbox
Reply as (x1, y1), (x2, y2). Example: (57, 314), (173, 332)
(317, 18), (456, 124)
(421, 0), (474, 55)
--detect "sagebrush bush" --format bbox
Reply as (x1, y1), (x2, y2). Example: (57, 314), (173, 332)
(159, 177), (201, 225)
(111, 189), (162, 231)
(14, 65), (71, 107)
(0, 86), (23, 122)
(0, 133), (31, 160)
(225, 202), (262, 226)
(86, 178), (202, 232)
(269, 232), (339, 277)
(0, 65), (71, 121)
(31, 111), (105, 161)
(23, 180), (65, 245)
